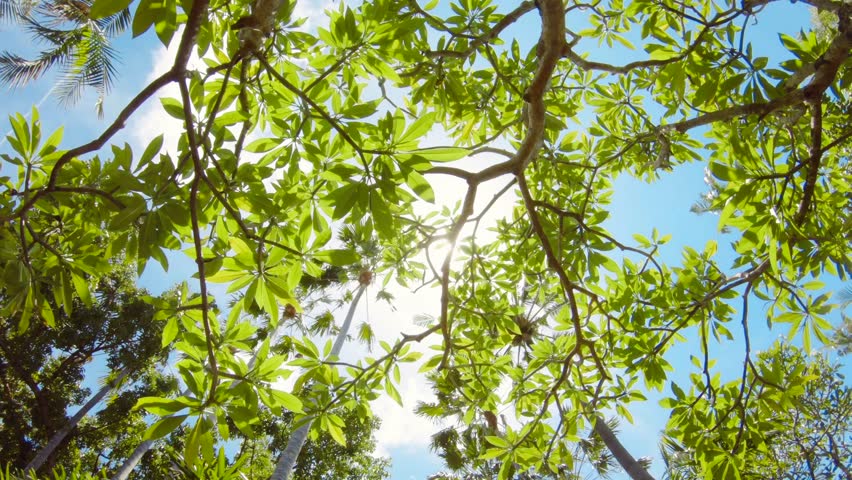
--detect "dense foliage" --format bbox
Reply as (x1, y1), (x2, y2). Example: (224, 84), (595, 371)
(0, 268), (171, 474)
(660, 344), (851, 480)
(1, 0), (850, 478)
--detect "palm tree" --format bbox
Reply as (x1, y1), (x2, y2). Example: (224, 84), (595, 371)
(0, 0), (130, 116)
(270, 221), (383, 480)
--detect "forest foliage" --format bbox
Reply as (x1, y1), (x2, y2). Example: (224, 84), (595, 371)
(0, 0), (850, 478)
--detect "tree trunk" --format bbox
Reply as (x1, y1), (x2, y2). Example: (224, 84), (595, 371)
(111, 386), (192, 480)
(592, 416), (656, 480)
(110, 436), (154, 480)
(269, 283), (367, 480)
(25, 367), (130, 474)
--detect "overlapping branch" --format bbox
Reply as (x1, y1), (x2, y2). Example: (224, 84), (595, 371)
(1, 0), (212, 223)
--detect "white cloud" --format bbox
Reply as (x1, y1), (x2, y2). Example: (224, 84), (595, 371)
(129, 28), (199, 153)
(293, 0), (333, 31)
(371, 369), (445, 457)
(326, 282), (446, 455)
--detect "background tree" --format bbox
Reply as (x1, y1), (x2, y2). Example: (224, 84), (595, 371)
(255, 406), (390, 480)
(0, 266), (174, 475)
(659, 343), (851, 480)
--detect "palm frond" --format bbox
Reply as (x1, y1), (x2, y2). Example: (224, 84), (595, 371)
(430, 427), (466, 471)
(20, 14), (84, 46)
(52, 27), (119, 116)
(96, 6), (130, 37)
(0, 51), (46, 85)
(2, 0), (40, 19)
(2, 0), (125, 110)
(36, 0), (91, 26)
(413, 313), (436, 327)
(0, 48), (68, 86)
(1, 0), (23, 20)
(357, 321), (375, 350)
(837, 284), (852, 304)
(658, 435), (699, 480)
(414, 400), (448, 420)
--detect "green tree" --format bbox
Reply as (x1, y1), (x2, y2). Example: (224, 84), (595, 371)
(257, 407), (390, 480)
(1, 0), (850, 479)
(832, 285), (852, 355)
(0, 267), (173, 475)
(659, 343), (851, 480)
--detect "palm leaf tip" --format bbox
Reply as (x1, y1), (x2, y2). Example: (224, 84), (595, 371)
(0, 0), (36, 20)
(0, 51), (52, 86)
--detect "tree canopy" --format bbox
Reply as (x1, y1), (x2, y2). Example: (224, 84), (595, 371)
(1, 0), (850, 478)
(0, 267), (172, 474)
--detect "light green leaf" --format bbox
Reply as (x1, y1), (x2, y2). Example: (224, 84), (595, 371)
(409, 147), (469, 162)
(160, 97), (185, 120)
(90, 0), (132, 19)
(144, 414), (188, 440)
(404, 170), (434, 202)
(326, 420), (347, 446)
(398, 112), (435, 145)
(312, 249), (358, 266)
(135, 397), (189, 416)
(245, 138), (281, 153)
(162, 317), (179, 347)
(138, 134), (164, 170)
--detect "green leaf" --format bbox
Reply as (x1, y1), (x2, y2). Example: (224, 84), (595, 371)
(404, 170), (434, 203)
(160, 97), (185, 120)
(135, 397), (189, 415)
(708, 161), (742, 181)
(312, 249), (358, 266)
(371, 193), (393, 239)
(154, 0), (177, 45)
(409, 147), (469, 161)
(397, 112), (435, 145)
(671, 381), (685, 400)
(90, 0), (132, 19)
(38, 126), (63, 158)
(71, 273), (93, 307)
(326, 420), (347, 446)
(144, 414), (188, 440)
(138, 134), (164, 170)
(162, 317), (179, 347)
(245, 138), (281, 153)
(39, 301), (54, 327)
(268, 389), (304, 413)
(384, 378), (402, 406)
(132, 0), (159, 37)
(480, 448), (506, 460)
(485, 435), (509, 448)
(419, 354), (442, 373)
(109, 197), (146, 230)
(330, 184), (358, 219)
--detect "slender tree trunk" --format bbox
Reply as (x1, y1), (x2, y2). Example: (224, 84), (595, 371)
(25, 368), (130, 474)
(111, 386), (192, 480)
(110, 436), (154, 480)
(269, 282), (367, 480)
(592, 416), (656, 480)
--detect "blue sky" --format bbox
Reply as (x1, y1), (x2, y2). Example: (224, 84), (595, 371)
(1, 1), (848, 479)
